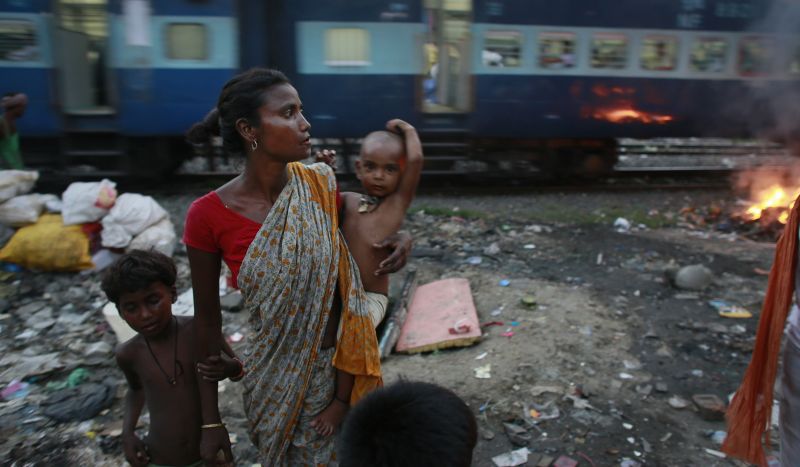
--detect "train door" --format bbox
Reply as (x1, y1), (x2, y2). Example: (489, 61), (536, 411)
(422, 0), (472, 113)
(53, 0), (112, 113)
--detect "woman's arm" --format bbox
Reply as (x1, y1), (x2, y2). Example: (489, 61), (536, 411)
(187, 246), (233, 464)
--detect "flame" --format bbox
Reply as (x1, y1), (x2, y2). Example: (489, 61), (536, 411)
(593, 107), (673, 124)
(743, 185), (799, 224)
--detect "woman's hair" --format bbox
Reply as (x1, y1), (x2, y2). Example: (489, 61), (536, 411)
(185, 68), (290, 155)
(101, 249), (177, 305)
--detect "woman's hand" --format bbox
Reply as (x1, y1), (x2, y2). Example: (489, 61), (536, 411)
(314, 149), (337, 170)
(373, 231), (413, 276)
(196, 355), (242, 382)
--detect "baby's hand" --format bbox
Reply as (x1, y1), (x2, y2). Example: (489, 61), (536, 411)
(386, 119), (414, 134)
(123, 433), (149, 467)
(314, 149), (337, 169)
(196, 355), (242, 382)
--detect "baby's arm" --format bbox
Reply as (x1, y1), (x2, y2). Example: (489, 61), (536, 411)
(386, 119), (423, 209)
(117, 347), (149, 467)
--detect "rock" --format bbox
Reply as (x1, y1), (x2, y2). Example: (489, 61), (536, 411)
(503, 422), (531, 446)
(635, 384), (653, 396)
(65, 287), (89, 303)
(220, 291), (243, 311)
(673, 265), (713, 291)
(15, 301), (47, 317)
(85, 341), (113, 357)
(655, 382), (669, 393)
(481, 428), (496, 440)
(668, 395), (690, 409)
(26, 307), (55, 330)
(692, 394), (726, 421)
(483, 242), (501, 255)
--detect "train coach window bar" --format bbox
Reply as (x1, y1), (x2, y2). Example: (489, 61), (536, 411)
(640, 35), (678, 71)
(538, 32), (576, 69)
(325, 28), (370, 67)
(483, 31), (521, 67)
(166, 23), (208, 61)
(738, 36), (775, 76)
(0, 20), (38, 61)
(591, 33), (628, 69)
(689, 37), (728, 72)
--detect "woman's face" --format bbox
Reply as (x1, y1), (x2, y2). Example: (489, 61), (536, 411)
(252, 83), (312, 162)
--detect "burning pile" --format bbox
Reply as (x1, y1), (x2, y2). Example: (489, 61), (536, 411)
(732, 166), (800, 238)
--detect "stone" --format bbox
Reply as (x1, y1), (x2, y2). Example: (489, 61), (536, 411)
(503, 422), (531, 447)
(655, 382), (669, 393)
(220, 291), (243, 311)
(85, 341), (113, 357)
(481, 428), (496, 440)
(692, 394), (726, 421)
(674, 265), (713, 291)
(15, 301), (47, 317)
(65, 286), (89, 303)
(26, 307), (55, 330)
(483, 242), (501, 255)
(669, 395), (690, 409)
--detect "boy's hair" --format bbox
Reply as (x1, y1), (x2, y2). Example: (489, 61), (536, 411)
(101, 250), (177, 305)
(338, 381), (478, 467)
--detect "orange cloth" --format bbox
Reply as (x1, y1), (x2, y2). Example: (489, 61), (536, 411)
(722, 197), (800, 465)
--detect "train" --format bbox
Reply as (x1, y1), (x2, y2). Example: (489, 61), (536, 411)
(2, 0), (799, 178)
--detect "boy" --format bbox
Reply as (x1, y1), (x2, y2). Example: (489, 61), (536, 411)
(0, 92), (27, 169)
(311, 119), (423, 436)
(338, 381), (478, 467)
(102, 250), (242, 467)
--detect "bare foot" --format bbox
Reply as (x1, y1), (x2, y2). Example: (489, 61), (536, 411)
(310, 399), (349, 437)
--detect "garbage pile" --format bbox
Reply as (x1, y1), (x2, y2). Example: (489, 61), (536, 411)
(0, 171), (176, 273)
(0, 171), (178, 464)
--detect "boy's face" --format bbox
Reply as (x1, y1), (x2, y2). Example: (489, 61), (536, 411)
(355, 149), (403, 198)
(117, 282), (176, 338)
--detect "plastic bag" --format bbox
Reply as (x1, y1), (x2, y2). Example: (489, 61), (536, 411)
(101, 193), (167, 249)
(0, 214), (94, 271)
(0, 170), (38, 203)
(61, 179), (117, 225)
(128, 218), (176, 257)
(0, 193), (58, 227)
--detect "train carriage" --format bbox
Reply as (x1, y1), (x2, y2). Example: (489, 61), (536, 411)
(1, 0), (798, 178)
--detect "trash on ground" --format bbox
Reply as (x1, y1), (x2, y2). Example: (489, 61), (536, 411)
(474, 364), (492, 379)
(499, 279), (511, 287)
(503, 422), (531, 446)
(668, 395), (690, 409)
(692, 394), (726, 421)
(491, 447), (530, 467)
(41, 381), (116, 423)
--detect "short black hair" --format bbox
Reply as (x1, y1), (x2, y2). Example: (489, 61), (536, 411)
(338, 381), (478, 467)
(101, 250), (177, 305)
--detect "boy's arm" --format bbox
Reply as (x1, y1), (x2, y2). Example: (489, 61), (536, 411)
(116, 347), (149, 467)
(387, 119), (423, 208)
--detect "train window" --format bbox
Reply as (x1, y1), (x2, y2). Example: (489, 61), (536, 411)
(0, 20), (39, 61)
(165, 23), (207, 60)
(640, 35), (678, 71)
(738, 37), (774, 76)
(325, 28), (370, 66)
(538, 32), (576, 69)
(483, 31), (521, 67)
(690, 38), (728, 72)
(591, 33), (628, 69)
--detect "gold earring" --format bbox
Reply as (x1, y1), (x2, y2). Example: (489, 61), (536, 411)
(251, 139), (258, 151)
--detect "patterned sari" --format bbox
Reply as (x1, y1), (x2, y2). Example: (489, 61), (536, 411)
(238, 162), (382, 465)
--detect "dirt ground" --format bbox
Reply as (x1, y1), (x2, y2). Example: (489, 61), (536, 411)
(0, 186), (781, 466)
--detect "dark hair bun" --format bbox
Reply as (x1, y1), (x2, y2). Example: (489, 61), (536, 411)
(185, 108), (220, 146)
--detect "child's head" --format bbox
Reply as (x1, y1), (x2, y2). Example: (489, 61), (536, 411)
(338, 381), (478, 467)
(101, 250), (178, 338)
(1, 92), (27, 118)
(355, 131), (405, 198)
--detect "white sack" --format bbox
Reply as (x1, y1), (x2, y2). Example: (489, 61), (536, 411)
(0, 193), (58, 227)
(61, 179), (117, 225)
(0, 170), (39, 203)
(101, 193), (167, 249)
(128, 218), (176, 257)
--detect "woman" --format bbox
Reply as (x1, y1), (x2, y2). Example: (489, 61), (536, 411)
(183, 69), (411, 465)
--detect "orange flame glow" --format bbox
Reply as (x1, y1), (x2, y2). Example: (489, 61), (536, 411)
(593, 107), (674, 124)
(742, 185), (799, 224)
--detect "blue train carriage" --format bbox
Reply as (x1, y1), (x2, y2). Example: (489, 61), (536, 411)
(0, 0), (238, 178)
(290, 0), (800, 175)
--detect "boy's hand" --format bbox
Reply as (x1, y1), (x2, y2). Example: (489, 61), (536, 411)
(386, 119), (414, 134)
(314, 149), (337, 169)
(196, 355), (242, 382)
(373, 231), (413, 276)
(122, 433), (149, 467)
(200, 426), (234, 466)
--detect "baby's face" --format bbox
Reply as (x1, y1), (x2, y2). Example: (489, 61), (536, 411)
(356, 150), (404, 198)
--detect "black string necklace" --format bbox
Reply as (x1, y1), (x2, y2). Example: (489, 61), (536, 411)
(144, 316), (179, 386)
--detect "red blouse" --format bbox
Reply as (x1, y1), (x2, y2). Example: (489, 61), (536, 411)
(183, 189), (343, 287)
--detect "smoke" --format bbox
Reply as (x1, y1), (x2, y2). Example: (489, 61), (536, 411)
(733, 160), (800, 201)
(721, 0), (800, 148)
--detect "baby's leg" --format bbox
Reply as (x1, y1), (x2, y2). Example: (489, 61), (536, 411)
(310, 369), (354, 436)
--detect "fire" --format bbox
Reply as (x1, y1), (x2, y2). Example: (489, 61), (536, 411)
(742, 184), (799, 224)
(592, 107), (673, 124)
